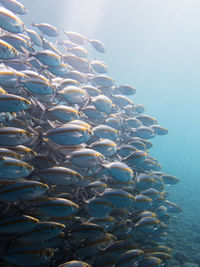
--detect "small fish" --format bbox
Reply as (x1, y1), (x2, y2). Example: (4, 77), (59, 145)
(29, 49), (62, 67)
(87, 216), (115, 229)
(0, 93), (31, 112)
(161, 174), (179, 185)
(164, 200), (182, 213)
(1, 34), (32, 54)
(41, 37), (61, 55)
(150, 125), (168, 135)
(64, 31), (87, 45)
(26, 28), (43, 46)
(74, 233), (116, 257)
(2, 145), (37, 160)
(138, 256), (162, 267)
(63, 54), (91, 73)
(111, 94), (134, 108)
(17, 221), (65, 242)
(134, 216), (160, 234)
(30, 197), (79, 217)
(0, 39), (19, 59)
(92, 95), (113, 114)
(90, 74), (114, 87)
(67, 69), (87, 83)
(0, 180), (49, 202)
(59, 86), (88, 105)
(59, 260), (91, 267)
(141, 188), (161, 201)
(0, 7), (25, 33)
(37, 166), (84, 186)
(67, 46), (88, 58)
(22, 69), (54, 95)
(0, 67), (28, 88)
(134, 194), (152, 210)
(0, 156), (34, 179)
(89, 138), (117, 157)
(102, 161), (133, 183)
(136, 115), (158, 126)
(132, 126), (156, 140)
(86, 195), (114, 217)
(48, 105), (80, 122)
(91, 60), (109, 73)
(0, 0), (27, 15)
(89, 39), (106, 53)
(0, 127), (33, 146)
(45, 123), (93, 146)
(105, 114), (122, 130)
(117, 144), (138, 158)
(114, 249), (144, 267)
(32, 21), (59, 37)
(101, 188), (134, 208)
(135, 104), (145, 113)
(0, 147), (22, 159)
(125, 118), (142, 128)
(128, 139), (146, 151)
(125, 150), (147, 167)
(70, 222), (105, 239)
(117, 84), (136, 95)
(1, 246), (53, 266)
(93, 124), (118, 141)
(82, 85), (102, 96)
(0, 215), (39, 233)
(83, 105), (105, 120)
(66, 148), (105, 168)
(47, 63), (69, 78)
(136, 174), (156, 190)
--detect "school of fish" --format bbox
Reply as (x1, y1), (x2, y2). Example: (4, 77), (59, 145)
(0, 0), (181, 266)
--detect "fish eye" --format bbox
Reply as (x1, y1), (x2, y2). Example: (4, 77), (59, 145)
(39, 184), (44, 190)
(45, 249), (52, 256)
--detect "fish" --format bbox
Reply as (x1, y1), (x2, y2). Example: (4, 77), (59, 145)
(0, 93), (31, 112)
(59, 260), (92, 267)
(45, 123), (93, 146)
(89, 39), (106, 53)
(0, 180), (49, 202)
(114, 249), (144, 267)
(0, 127), (33, 145)
(32, 21), (59, 37)
(64, 31), (87, 45)
(0, 39), (19, 59)
(1, 246), (53, 266)
(0, 6), (25, 33)
(0, 0), (27, 15)
(26, 28), (43, 47)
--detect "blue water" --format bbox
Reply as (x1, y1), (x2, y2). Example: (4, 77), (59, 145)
(19, 0), (200, 263)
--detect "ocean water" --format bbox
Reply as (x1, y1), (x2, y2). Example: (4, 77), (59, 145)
(3, 0), (200, 265)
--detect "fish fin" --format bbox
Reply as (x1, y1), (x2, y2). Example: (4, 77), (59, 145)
(47, 119), (57, 128)
(37, 100), (46, 112)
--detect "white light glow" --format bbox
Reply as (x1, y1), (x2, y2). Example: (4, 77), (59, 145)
(63, 0), (109, 37)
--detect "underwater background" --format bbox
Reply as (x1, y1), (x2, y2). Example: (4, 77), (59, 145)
(2, 0), (200, 265)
